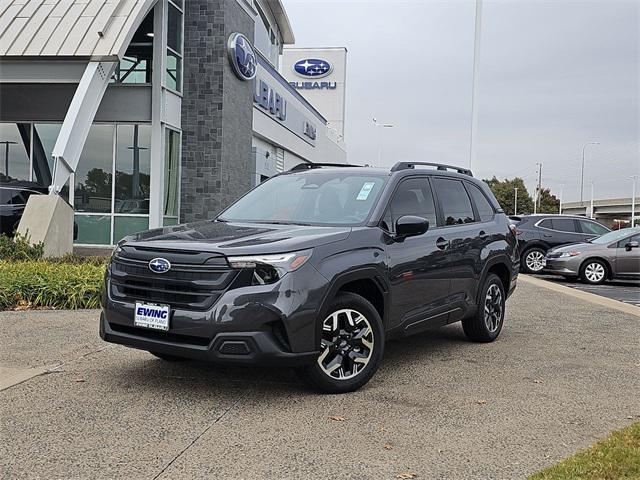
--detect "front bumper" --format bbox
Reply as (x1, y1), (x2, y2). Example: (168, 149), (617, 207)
(100, 262), (327, 367)
(544, 258), (579, 276)
(99, 312), (319, 366)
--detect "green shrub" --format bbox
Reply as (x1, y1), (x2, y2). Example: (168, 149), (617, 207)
(0, 232), (44, 261)
(0, 260), (106, 310)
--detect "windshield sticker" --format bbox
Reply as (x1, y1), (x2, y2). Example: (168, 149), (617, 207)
(356, 182), (376, 201)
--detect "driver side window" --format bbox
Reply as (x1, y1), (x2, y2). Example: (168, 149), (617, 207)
(382, 178), (437, 232)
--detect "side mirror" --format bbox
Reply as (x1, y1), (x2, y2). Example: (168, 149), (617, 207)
(625, 241), (639, 251)
(395, 215), (429, 238)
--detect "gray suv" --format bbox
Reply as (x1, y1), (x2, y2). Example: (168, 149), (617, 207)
(100, 162), (519, 393)
(545, 227), (640, 284)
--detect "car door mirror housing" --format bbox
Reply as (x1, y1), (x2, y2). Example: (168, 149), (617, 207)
(395, 215), (429, 238)
(626, 241), (639, 251)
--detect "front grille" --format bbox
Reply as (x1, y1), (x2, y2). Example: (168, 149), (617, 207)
(110, 323), (211, 346)
(109, 255), (237, 311)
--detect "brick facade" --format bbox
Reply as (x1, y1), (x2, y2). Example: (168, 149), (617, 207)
(180, 0), (254, 223)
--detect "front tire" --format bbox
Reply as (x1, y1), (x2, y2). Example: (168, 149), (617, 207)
(462, 273), (506, 343)
(580, 259), (608, 285)
(522, 247), (546, 274)
(302, 292), (384, 394)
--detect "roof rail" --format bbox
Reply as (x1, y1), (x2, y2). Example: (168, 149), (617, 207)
(289, 162), (360, 172)
(391, 162), (473, 177)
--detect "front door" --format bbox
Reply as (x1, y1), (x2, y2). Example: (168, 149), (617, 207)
(383, 177), (451, 332)
(616, 233), (640, 278)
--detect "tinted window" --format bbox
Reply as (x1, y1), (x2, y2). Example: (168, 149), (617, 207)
(551, 218), (577, 232)
(0, 189), (13, 205)
(384, 178), (437, 231)
(467, 183), (495, 222)
(433, 178), (475, 225)
(538, 218), (552, 229)
(579, 220), (609, 235)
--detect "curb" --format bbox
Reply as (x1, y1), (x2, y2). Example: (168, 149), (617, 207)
(519, 275), (640, 318)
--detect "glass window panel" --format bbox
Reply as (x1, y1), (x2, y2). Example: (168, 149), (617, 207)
(115, 125), (151, 214)
(467, 183), (495, 222)
(163, 216), (179, 227)
(0, 123), (31, 182)
(551, 218), (576, 232)
(167, 4), (182, 53)
(163, 129), (180, 218)
(33, 123), (61, 187)
(114, 216), (149, 243)
(165, 50), (182, 91)
(387, 178), (437, 231)
(75, 215), (111, 245)
(433, 178), (476, 225)
(579, 220), (609, 235)
(74, 125), (114, 213)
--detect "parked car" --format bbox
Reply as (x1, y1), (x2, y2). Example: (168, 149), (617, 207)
(544, 227), (640, 284)
(0, 182), (47, 237)
(510, 214), (610, 274)
(100, 162), (519, 393)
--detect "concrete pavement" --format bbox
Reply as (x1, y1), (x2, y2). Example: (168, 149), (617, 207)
(1, 282), (639, 479)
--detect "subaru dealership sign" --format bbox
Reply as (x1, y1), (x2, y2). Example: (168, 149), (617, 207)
(293, 58), (333, 78)
(227, 33), (257, 81)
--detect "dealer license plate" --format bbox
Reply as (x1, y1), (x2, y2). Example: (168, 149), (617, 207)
(134, 303), (170, 331)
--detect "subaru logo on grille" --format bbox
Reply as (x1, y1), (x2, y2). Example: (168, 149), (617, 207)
(227, 32), (257, 81)
(293, 58), (333, 78)
(149, 258), (171, 274)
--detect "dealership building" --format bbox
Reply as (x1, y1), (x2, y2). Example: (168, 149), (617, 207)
(0, 0), (347, 247)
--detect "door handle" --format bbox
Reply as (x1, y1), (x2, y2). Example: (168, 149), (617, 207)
(436, 237), (449, 250)
(543, 234), (553, 238)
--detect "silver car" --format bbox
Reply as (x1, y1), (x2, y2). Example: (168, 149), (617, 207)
(544, 227), (640, 284)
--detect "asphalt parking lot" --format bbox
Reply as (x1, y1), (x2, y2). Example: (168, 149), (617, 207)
(1, 280), (639, 480)
(536, 274), (640, 307)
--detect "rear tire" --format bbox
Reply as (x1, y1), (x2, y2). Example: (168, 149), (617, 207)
(462, 273), (506, 343)
(149, 352), (185, 362)
(302, 292), (384, 394)
(522, 247), (546, 274)
(580, 259), (608, 285)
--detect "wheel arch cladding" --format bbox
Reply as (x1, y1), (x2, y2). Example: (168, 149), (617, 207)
(337, 278), (385, 322)
(477, 257), (512, 304)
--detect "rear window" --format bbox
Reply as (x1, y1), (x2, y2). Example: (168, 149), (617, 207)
(433, 178), (475, 225)
(551, 218), (577, 232)
(466, 183), (495, 222)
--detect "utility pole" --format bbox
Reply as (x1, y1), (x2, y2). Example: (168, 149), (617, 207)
(373, 118), (394, 167)
(469, 0), (483, 171)
(534, 163), (542, 214)
(631, 175), (638, 227)
(514, 187), (518, 216)
(580, 141), (599, 204)
(590, 181), (595, 219)
(1, 140), (17, 177)
(558, 184), (564, 214)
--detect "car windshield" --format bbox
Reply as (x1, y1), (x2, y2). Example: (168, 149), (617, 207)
(589, 228), (640, 245)
(219, 171), (387, 226)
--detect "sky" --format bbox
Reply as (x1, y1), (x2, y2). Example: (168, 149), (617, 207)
(282, 0), (640, 202)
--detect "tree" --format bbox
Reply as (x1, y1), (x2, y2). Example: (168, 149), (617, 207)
(536, 187), (560, 214)
(483, 177), (534, 216)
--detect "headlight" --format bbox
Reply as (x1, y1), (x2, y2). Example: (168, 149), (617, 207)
(227, 249), (313, 285)
(111, 236), (135, 258)
(559, 251), (581, 258)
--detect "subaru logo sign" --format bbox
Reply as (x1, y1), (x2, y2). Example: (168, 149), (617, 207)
(227, 33), (257, 81)
(294, 58), (333, 78)
(149, 258), (171, 274)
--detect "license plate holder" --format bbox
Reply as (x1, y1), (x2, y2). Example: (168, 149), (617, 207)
(134, 303), (170, 331)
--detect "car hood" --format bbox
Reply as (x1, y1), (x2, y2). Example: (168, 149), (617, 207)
(551, 242), (607, 254)
(121, 220), (352, 256)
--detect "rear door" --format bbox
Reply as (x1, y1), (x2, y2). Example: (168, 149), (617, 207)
(431, 177), (480, 320)
(538, 217), (582, 248)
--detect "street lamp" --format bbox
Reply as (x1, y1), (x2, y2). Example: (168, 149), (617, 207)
(373, 118), (394, 167)
(514, 187), (518, 216)
(631, 175), (638, 227)
(580, 141), (599, 203)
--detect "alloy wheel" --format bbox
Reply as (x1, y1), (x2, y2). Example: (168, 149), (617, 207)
(317, 309), (374, 380)
(484, 284), (504, 333)
(584, 262), (605, 283)
(525, 250), (545, 272)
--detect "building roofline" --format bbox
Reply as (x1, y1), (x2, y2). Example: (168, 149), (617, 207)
(265, 0), (295, 44)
